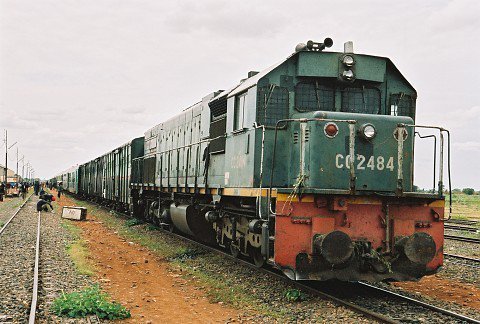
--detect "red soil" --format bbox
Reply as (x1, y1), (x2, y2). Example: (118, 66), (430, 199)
(394, 274), (480, 310)
(57, 195), (241, 323)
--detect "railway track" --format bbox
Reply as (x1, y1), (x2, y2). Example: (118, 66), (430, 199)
(445, 234), (480, 244)
(0, 194), (41, 323)
(0, 193), (33, 235)
(80, 197), (480, 324)
(356, 282), (480, 323)
(444, 224), (479, 233)
(446, 219), (480, 226)
(444, 253), (480, 269)
(163, 228), (480, 323)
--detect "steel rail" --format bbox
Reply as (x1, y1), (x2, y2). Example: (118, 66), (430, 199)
(79, 198), (395, 324)
(358, 282), (480, 323)
(445, 235), (480, 244)
(446, 219), (479, 226)
(159, 229), (397, 324)
(0, 193), (33, 236)
(444, 224), (479, 232)
(28, 211), (41, 324)
(444, 253), (480, 263)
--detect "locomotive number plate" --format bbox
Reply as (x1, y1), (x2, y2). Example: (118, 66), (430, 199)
(335, 154), (394, 171)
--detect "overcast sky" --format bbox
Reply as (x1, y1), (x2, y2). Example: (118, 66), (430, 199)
(0, 0), (479, 190)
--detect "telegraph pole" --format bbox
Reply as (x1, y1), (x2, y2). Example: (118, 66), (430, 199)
(19, 155), (24, 181)
(26, 162), (30, 183)
(4, 130), (7, 183)
(16, 147), (19, 183)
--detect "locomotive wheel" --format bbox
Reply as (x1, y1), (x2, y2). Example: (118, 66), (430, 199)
(250, 249), (265, 268)
(230, 244), (240, 258)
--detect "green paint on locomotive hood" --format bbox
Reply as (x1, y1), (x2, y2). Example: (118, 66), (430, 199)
(244, 49), (416, 193)
(289, 111), (414, 193)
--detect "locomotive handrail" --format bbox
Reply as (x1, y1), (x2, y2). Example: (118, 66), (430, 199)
(268, 118), (357, 217)
(414, 132), (437, 193)
(398, 123), (452, 219)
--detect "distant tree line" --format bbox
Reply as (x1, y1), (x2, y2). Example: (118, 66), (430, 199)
(413, 186), (478, 195)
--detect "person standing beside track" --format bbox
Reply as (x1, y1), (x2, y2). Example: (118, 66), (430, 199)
(34, 181), (40, 195)
(0, 182), (5, 202)
(57, 182), (63, 199)
(20, 182), (27, 200)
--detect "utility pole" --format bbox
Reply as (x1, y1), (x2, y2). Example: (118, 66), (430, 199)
(19, 155), (24, 181)
(4, 129), (7, 183)
(16, 147), (19, 183)
(3, 130), (17, 183)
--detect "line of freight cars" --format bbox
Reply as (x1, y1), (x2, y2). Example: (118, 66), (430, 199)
(52, 138), (144, 213)
(53, 38), (451, 282)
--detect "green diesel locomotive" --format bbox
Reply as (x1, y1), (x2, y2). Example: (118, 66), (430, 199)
(56, 38), (451, 282)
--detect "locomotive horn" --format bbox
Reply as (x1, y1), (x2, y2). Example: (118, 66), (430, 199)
(306, 38), (333, 51)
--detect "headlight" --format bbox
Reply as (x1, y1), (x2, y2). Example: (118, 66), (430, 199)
(342, 70), (354, 81)
(361, 124), (376, 139)
(342, 55), (355, 67)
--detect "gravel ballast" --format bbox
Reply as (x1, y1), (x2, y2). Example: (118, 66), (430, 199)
(0, 195), (99, 323)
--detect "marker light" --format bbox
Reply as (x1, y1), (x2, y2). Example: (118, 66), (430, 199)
(361, 124), (376, 139)
(324, 123), (339, 138)
(342, 70), (354, 81)
(342, 55), (355, 67)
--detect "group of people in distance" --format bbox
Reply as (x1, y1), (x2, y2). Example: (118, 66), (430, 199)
(36, 182), (63, 212)
(0, 181), (30, 202)
(0, 178), (63, 213)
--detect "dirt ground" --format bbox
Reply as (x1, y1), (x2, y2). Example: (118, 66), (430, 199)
(57, 196), (242, 323)
(394, 274), (480, 310)
(56, 193), (480, 321)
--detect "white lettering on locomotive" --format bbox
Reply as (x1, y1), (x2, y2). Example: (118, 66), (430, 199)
(335, 154), (394, 171)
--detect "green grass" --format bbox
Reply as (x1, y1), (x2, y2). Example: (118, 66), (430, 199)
(0, 196), (24, 214)
(61, 220), (95, 276)
(125, 218), (144, 227)
(284, 288), (308, 302)
(64, 197), (270, 312)
(62, 195), (316, 319)
(447, 192), (480, 221)
(52, 285), (130, 320)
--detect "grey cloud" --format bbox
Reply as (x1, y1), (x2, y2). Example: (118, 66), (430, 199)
(0, 0), (479, 188)
(164, 1), (286, 38)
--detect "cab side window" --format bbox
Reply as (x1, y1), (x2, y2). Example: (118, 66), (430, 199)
(234, 92), (247, 130)
(390, 93), (416, 120)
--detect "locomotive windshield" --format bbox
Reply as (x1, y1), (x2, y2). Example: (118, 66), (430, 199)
(341, 87), (381, 114)
(294, 79), (382, 115)
(295, 81), (335, 112)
